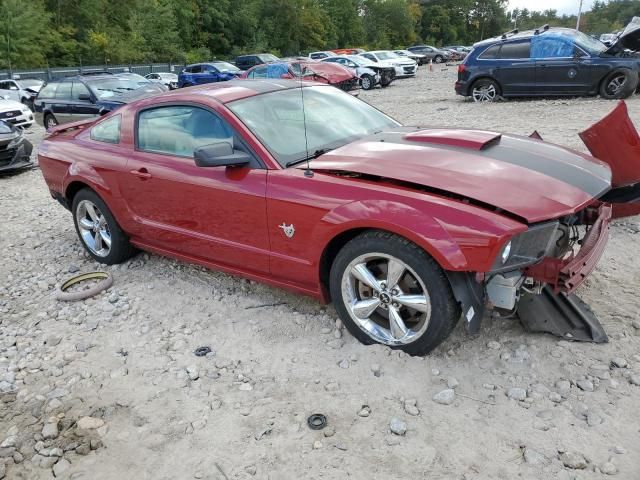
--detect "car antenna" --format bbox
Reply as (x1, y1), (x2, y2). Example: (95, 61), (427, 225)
(299, 63), (313, 178)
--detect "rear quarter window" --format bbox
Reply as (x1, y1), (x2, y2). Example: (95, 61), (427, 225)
(478, 44), (500, 59)
(90, 115), (121, 144)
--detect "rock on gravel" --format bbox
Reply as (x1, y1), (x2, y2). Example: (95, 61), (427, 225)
(559, 451), (588, 469)
(77, 416), (105, 430)
(600, 461), (618, 475)
(42, 421), (59, 440)
(523, 448), (548, 465)
(53, 458), (71, 477)
(506, 387), (527, 401)
(432, 389), (455, 405)
(404, 399), (420, 416)
(389, 417), (407, 436)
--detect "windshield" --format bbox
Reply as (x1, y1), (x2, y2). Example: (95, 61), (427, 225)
(212, 62), (240, 72)
(19, 79), (43, 88)
(87, 78), (152, 99)
(375, 52), (399, 60)
(228, 85), (400, 167)
(347, 55), (374, 67)
(572, 31), (607, 54)
(258, 54), (279, 63)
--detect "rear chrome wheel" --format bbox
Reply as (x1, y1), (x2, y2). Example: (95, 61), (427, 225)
(76, 200), (112, 258)
(341, 253), (431, 345)
(44, 114), (58, 129)
(72, 189), (135, 265)
(472, 79), (499, 102)
(330, 231), (460, 356)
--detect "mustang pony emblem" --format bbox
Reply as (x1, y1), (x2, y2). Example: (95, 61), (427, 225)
(278, 223), (295, 238)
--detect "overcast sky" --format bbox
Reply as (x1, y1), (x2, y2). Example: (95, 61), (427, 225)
(508, 0), (594, 16)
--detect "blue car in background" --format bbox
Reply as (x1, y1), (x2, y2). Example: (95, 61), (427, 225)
(178, 62), (242, 88)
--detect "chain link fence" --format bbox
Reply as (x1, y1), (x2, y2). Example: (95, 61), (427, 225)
(0, 63), (187, 81)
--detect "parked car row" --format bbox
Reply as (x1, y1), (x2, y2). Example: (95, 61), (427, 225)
(33, 72), (167, 128)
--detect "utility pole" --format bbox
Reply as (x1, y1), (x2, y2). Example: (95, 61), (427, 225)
(576, 0), (584, 31)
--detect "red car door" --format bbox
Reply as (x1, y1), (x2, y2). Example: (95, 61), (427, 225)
(119, 104), (270, 274)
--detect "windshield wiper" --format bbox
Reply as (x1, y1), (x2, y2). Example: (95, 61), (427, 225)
(285, 148), (334, 168)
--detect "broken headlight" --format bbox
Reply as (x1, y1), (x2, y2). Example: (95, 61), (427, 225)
(491, 221), (559, 273)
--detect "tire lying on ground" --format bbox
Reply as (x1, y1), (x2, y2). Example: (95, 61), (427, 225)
(600, 69), (639, 100)
(329, 230), (460, 356)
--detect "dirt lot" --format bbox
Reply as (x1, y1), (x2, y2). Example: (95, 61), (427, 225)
(1, 66), (640, 480)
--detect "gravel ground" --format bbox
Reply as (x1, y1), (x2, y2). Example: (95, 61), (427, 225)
(1, 66), (640, 480)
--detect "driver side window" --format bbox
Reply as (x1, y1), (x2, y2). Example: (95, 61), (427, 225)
(136, 105), (260, 167)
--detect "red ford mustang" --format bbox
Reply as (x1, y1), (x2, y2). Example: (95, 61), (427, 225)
(38, 80), (639, 355)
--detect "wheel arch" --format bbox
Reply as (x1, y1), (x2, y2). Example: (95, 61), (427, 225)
(598, 67), (639, 97)
(318, 219), (469, 303)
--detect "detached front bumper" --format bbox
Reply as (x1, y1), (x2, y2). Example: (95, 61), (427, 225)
(525, 204), (612, 294)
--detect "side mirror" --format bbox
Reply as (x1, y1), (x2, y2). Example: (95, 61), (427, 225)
(194, 142), (251, 168)
(78, 93), (91, 101)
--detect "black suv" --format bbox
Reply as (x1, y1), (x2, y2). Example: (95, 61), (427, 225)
(235, 53), (280, 70)
(34, 74), (165, 128)
(456, 24), (640, 102)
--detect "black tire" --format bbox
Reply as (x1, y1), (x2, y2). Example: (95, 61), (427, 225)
(434, 55), (444, 64)
(71, 188), (136, 265)
(44, 113), (58, 129)
(599, 69), (639, 100)
(361, 74), (375, 90)
(470, 78), (500, 102)
(329, 230), (460, 356)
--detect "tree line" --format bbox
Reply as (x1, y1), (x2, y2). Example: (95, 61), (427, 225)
(0, 0), (637, 70)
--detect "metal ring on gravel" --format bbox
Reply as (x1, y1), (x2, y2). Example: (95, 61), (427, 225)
(307, 414), (327, 430)
(194, 346), (212, 357)
(55, 271), (113, 302)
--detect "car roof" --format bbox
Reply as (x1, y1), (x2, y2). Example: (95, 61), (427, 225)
(474, 27), (578, 48)
(144, 79), (325, 104)
(50, 74), (113, 83)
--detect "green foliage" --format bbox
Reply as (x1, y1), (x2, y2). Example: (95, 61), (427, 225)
(0, 0), (636, 69)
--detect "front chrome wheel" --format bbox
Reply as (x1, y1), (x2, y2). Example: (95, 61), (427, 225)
(605, 73), (627, 96)
(341, 253), (431, 346)
(76, 200), (112, 257)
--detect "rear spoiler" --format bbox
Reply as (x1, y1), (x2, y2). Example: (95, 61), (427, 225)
(46, 117), (98, 137)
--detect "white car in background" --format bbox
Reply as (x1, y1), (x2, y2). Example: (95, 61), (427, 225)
(0, 78), (44, 109)
(0, 97), (34, 128)
(359, 51), (417, 77)
(144, 72), (179, 90)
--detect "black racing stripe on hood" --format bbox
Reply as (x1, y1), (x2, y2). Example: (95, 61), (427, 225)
(474, 136), (611, 198)
(372, 129), (611, 199)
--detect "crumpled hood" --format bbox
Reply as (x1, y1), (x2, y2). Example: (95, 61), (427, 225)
(307, 127), (612, 223)
(605, 16), (640, 54)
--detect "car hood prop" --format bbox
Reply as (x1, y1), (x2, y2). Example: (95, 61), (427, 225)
(604, 16), (640, 55)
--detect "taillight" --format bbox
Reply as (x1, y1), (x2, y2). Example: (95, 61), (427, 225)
(457, 64), (466, 74)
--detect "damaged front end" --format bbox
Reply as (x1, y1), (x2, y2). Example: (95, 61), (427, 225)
(0, 120), (33, 175)
(479, 101), (640, 343)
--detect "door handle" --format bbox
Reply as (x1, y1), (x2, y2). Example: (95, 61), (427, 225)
(129, 168), (152, 180)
